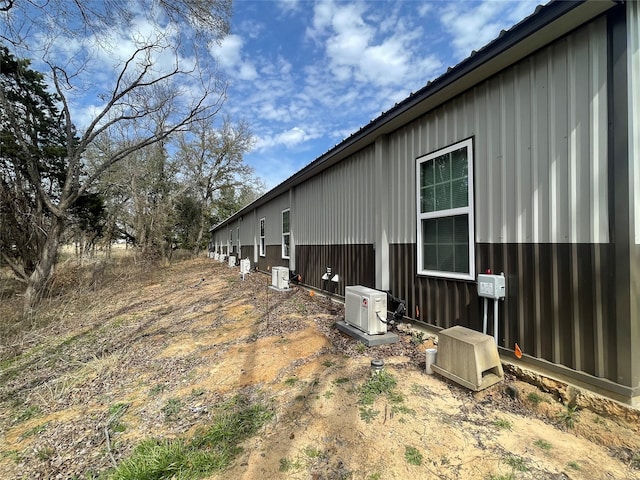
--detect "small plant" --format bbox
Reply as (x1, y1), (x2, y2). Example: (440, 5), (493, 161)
(441, 455), (450, 465)
(14, 405), (41, 423)
(161, 397), (182, 420)
(333, 377), (350, 385)
(567, 461), (581, 470)
(526, 392), (545, 406)
(303, 445), (323, 459)
(112, 422), (127, 433)
(368, 474), (381, 480)
(190, 388), (206, 398)
(356, 342), (367, 353)
(284, 377), (298, 386)
(493, 418), (512, 430)
(359, 407), (380, 423)
(36, 445), (55, 461)
(322, 360), (334, 368)
(504, 455), (528, 472)
(149, 384), (166, 397)
(411, 331), (425, 345)
(323, 390), (335, 399)
(20, 422), (48, 439)
(359, 370), (397, 405)
(279, 457), (301, 472)
(558, 404), (579, 429)
(489, 475), (515, 480)
(391, 405), (416, 416)
(108, 402), (129, 417)
(533, 439), (552, 450)
(404, 445), (423, 466)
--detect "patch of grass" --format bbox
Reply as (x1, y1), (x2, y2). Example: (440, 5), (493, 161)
(36, 446), (55, 461)
(359, 370), (397, 405)
(108, 403), (129, 418)
(322, 360), (334, 368)
(558, 405), (579, 429)
(492, 418), (512, 430)
(526, 392), (546, 406)
(368, 474), (381, 480)
(303, 445), (323, 459)
(149, 384), (166, 397)
(283, 377), (298, 386)
(279, 457), (302, 472)
(0, 450), (21, 463)
(410, 331), (425, 345)
(489, 475), (515, 480)
(190, 388), (206, 398)
(359, 407), (379, 423)
(20, 422), (49, 439)
(404, 445), (423, 466)
(355, 342), (367, 353)
(333, 377), (350, 385)
(161, 398), (182, 421)
(108, 395), (273, 480)
(112, 423), (127, 433)
(567, 461), (581, 470)
(323, 390), (335, 399)
(504, 455), (528, 472)
(391, 405), (416, 417)
(533, 439), (552, 450)
(14, 405), (41, 423)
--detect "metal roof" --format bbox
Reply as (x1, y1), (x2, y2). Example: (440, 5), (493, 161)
(211, 0), (615, 232)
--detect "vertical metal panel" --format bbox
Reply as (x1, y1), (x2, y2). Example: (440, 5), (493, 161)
(389, 242), (617, 381)
(293, 145), (376, 245)
(295, 244), (374, 295)
(387, 16), (609, 245)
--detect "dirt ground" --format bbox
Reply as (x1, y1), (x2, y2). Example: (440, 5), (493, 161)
(1, 256), (640, 479)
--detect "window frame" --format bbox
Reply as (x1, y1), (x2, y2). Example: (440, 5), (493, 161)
(415, 137), (475, 281)
(281, 209), (290, 259)
(259, 217), (266, 257)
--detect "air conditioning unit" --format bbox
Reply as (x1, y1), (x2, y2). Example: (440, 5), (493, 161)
(271, 266), (290, 290)
(228, 255), (236, 267)
(345, 285), (387, 335)
(240, 259), (251, 275)
(213, 252), (219, 260)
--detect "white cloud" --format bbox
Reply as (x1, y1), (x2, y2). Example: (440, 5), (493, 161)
(439, 0), (540, 58)
(255, 126), (321, 151)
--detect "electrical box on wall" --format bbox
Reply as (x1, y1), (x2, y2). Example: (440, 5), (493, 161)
(477, 273), (506, 300)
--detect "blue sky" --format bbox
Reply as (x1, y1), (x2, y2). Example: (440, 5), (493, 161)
(2, 0), (542, 191)
(212, 0), (542, 189)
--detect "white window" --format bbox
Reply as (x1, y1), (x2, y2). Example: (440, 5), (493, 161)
(282, 209), (290, 259)
(416, 138), (475, 280)
(259, 217), (265, 257)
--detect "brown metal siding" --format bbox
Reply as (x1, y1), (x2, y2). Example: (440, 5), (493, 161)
(390, 242), (617, 381)
(295, 244), (375, 295)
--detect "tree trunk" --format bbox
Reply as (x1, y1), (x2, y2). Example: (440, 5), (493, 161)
(23, 216), (65, 314)
(193, 213), (206, 257)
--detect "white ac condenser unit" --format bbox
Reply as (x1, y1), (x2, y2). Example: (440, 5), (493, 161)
(271, 266), (290, 290)
(345, 285), (387, 335)
(239, 259), (251, 275)
(228, 255), (236, 267)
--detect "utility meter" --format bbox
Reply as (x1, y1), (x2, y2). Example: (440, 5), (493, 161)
(477, 273), (506, 300)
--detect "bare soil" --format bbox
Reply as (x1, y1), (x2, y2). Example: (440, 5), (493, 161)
(1, 256), (640, 479)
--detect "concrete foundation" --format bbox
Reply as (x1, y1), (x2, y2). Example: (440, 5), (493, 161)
(335, 320), (399, 346)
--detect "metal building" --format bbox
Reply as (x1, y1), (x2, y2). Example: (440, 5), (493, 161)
(210, 0), (640, 404)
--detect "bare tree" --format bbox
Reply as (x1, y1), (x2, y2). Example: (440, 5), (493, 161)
(0, 1), (232, 313)
(176, 116), (262, 255)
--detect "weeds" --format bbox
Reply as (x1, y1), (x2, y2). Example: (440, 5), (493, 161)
(20, 422), (49, 439)
(359, 370), (397, 405)
(149, 384), (166, 397)
(533, 439), (552, 450)
(161, 398), (182, 421)
(492, 418), (512, 430)
(359, 407), (379, 423)
(404, 445), (423, 466)
(504, 455), (528, 472)
(526, 392), (545, 406)
(567, 461), (581, 470)
(558, 405), (579, 429)
(284, 377), (298, 386)
(355, 342), (367, 353)
(14, 405), (41, 423)
(279, 457), (301, 472)
(108, 395), (273, 480)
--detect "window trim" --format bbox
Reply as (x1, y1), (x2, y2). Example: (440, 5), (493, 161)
(281, 208), (290, 259)
(415, 137), (475, 281)
(259, 217), (266, 257)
